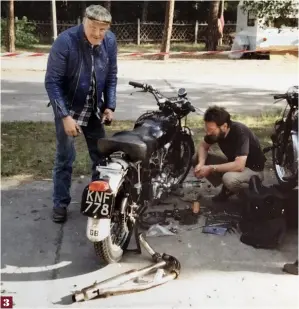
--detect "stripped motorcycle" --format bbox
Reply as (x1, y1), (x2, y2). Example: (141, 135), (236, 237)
(80, 81), (196, 264)
(264, 86), (298, 190)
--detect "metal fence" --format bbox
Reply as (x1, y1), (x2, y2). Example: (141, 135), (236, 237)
(32, 19), (236, 45)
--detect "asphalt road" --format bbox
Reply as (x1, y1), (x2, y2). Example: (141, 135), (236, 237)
(1, 58), (297, 122)
(1, 172), (298, 308)
(1, 58), (298, 308)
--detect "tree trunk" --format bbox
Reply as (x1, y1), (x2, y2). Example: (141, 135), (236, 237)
(81, 1), (86, 18)
(206, 0), (220, 51)
(7, 0), (15, 52)
(159, 0), (175, 60)
(141, 1), (149, 22)
(103, 1), (111, 12)
(218, 0), (225, 45)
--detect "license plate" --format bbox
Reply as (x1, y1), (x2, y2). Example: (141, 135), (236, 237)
(80, 186), (114, 218)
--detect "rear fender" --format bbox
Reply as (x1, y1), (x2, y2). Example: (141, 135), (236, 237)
(86, 218), (111, 242)
(96, 158), (129, 194)
(84, 159), (129, 242)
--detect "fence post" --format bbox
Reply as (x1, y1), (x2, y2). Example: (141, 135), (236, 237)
(137, 18), (140, 45)
(77, 17), (81, 25)
(51, 0), (58, 41)
(194, 20), (198, 44)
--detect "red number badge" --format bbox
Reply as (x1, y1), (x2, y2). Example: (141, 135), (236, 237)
(1, 296), (13, 308)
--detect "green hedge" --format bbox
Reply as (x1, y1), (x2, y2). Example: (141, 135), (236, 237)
(1, 16), (39, 49)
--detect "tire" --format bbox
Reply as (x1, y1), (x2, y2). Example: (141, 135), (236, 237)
(94, 222), (133, 265)
(93, 187), (134, 265)
(170, 132), (195, 185)
(272, 131), (298, 191)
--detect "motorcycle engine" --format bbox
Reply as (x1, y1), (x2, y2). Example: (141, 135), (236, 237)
(149, 143), (178, 200)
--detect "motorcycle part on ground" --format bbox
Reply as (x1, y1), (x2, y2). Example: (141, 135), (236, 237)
(72, 233), (181, 302)
(139, 206), (199, 229)
(202, 226), (228, 236)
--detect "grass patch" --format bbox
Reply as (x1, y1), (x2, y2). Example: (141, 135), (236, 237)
(1, 113), (278, 179)
(2, 43), (229, 54)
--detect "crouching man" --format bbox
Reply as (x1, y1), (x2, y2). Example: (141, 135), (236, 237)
(193, 106), (266, 201)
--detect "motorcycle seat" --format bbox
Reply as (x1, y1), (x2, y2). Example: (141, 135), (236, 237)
(98, 126), (158, 162)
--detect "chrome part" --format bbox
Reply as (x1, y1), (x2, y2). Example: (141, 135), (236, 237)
(72, 233), (181, 302)
(96, 158), (128, 194)
(133, 161), (142, 194)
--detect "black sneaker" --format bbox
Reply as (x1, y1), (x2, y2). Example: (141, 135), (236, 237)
(52, 207), (67, 223)
(212, 186), (234, 202)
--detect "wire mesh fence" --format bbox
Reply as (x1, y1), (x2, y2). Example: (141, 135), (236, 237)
(31, 19), (236, 45)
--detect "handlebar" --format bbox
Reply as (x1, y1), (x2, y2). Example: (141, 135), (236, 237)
(274, 94), (287, 100)
(129, 81), (196, 114)
(129, 81), (144, 89)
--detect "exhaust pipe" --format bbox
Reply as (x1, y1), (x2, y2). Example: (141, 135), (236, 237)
(72, 233), (180, 302)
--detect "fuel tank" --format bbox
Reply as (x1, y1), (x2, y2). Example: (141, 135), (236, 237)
(134, 111), (177, 147)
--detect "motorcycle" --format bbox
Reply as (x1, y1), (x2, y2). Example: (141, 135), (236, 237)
(80, 81), (196, 265)
(264, 85), (298, 190)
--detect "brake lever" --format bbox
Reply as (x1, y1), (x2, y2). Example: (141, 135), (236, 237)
(194, 106), (205, 115)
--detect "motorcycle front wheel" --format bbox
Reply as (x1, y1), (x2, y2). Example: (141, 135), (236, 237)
(272, 131), (298, 191)
(168, 133), (195, 185)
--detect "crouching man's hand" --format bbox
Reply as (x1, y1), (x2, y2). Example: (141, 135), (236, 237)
(195, 165), (212, 178)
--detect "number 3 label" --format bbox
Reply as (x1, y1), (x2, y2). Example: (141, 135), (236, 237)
(1, 296), (13, 308)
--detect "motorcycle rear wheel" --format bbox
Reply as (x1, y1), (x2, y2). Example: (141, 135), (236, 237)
(94, 185), (133, 265)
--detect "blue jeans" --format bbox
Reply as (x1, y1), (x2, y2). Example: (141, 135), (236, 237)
(53, 114), (105, 209)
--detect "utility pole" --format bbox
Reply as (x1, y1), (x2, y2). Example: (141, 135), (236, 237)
(51, 0), (57, 42)
(159, 0), (175, 60)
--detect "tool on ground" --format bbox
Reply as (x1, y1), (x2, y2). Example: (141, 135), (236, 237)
(72, 233), (181, 302)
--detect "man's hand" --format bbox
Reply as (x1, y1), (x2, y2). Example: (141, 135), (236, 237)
(62, 116), (81, 137)
(195, 165), (212, 178)
(194, 163), (204, 175)
(102, 108), (114, 123)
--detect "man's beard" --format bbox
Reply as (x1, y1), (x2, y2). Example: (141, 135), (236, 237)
(204, 129), (226, 144)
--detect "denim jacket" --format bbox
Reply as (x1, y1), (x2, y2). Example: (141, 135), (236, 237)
(44, 24), (118, 119)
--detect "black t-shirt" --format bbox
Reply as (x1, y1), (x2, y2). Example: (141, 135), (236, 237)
(206, 121), (266, 171)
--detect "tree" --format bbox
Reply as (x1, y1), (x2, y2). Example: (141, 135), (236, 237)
(7, 0), (15, 52)
(80, 1), (86, 18)
(241, 0), (299, 27)
(103, 1), (111, 12)
(141, 1), (149, 22)
(205, 0), (220, 51)
(159, 0), (175, 60)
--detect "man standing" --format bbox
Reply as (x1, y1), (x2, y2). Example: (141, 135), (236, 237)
(45, 5), (118, 223)
(193, 106), (266, 201)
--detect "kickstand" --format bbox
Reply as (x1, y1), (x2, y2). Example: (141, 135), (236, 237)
(124, 220), (142, 254)
(124, 204), (148, 255)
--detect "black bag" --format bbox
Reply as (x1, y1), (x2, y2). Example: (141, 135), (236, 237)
(240, 217), (286, 249)
(239, 176), (287, 249)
